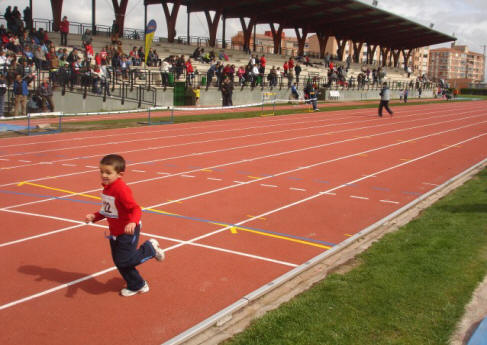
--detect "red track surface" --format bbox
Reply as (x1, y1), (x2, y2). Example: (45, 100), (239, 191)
(1, 100), (486, 344)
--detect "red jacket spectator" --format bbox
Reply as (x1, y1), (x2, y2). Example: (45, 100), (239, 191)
(59, 18), (69, 33)
(260, 55), (266, 68)
(185, 60), (194, 74)
(288, 58), (295, 69)
(283, 61), (289, 74)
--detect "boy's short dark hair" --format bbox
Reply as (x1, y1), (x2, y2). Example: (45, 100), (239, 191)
(100, 154), (125, 173)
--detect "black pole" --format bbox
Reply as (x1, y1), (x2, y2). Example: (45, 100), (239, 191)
(253, 23), (256, 52)
(92, 0), (96, 34)
(222, 15), (226, 49)
(186, 4), (190, 45)
(144, 2), (147, 58)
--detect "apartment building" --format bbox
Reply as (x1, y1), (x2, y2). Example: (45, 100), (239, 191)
(429, 43), (485, 87)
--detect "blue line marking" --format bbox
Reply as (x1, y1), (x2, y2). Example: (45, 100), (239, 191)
(287, 176), (302, 181)
(0, 189), (100, 206)
(372, 186), (390, 192)
(314, 179), (329, 184)
(3, 188), (335, 248)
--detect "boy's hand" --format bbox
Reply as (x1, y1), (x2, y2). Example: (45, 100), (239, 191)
(124, 222), (136, 235)
(85, 213), (95, 223)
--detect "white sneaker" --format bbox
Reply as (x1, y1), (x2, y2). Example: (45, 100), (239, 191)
(149, 238), (165, 261)
(120, 281), (149, 297)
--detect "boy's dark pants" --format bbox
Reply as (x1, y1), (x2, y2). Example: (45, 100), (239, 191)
(109, 225), (155, 291)
(378, 100), (393, 116)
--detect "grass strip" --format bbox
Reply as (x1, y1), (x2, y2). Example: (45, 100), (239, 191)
(224, 168), (487, 345)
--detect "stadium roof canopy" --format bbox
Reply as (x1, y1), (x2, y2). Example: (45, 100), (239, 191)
(145, 0), (456, 49)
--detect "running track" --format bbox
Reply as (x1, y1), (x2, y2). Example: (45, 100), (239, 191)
(1, 100), (486, 345)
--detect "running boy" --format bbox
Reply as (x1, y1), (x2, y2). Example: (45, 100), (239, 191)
(85, 154), (165, 296)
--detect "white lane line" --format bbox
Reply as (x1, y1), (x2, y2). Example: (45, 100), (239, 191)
(85, 165), (98, 169)
(4, 118), (487, 212)
(0, 158), (9, 161)
(0, 267), (118, 311)
(0, 224), (85, 247)
(207, 177), (223, 181)
(261, 184), (278, 188)
(380, 200), (400, 204)
(350, 195), (369, 200)
(0, 100), (473, 152)
(18, 160), (31, 163)
(320, 192), (336, 195)
(157, 172), (170, 175)
(132, 170), (146, 173)
(181, 175), (195, 178)
(1, 107), (482, 173)
(422, 182), (440, 186)
(290, 187), (307, 192)
(0, 212), (297, 311)
(61, 163), (76, 167)
(380, 200), (399, 204)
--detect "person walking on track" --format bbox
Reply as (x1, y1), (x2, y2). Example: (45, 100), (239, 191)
(378, 82), (393, 117)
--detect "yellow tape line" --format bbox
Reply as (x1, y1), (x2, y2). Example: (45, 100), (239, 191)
(18, 181), (178, 215)
(211, 221), (331, 249)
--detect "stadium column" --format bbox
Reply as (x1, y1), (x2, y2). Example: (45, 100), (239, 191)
(367, 44), (378, 64)
(295, 27), (309, 58)
(161, 0), (180, 43)
(352, 41), (364, 63)
(401, 49), (412, 70)
(392, 49), (401, 68)
(269, 23), (283, 55)
(335, 36), (347, 61)
(50, 0), (63, 31)
(204, 9), (222, 47)
(239, 17), (256, 53)
(316, 31), (330, 59)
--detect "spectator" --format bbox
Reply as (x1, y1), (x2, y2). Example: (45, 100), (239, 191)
(294, 63), (302, 85)
(185, 58), (194, 85)
(82, 29), (93, 47)
(38, 78), (54, 112)
(267, 66), (277, 87)
(291, 82), (299, 100)
(23, 6), (33, 32)
(221, 76), (233, 107)
(0, 74), (6, 116)
(260, 55), (266, 74)
(237, 65), (246, 86)
(160, 60), (170, 88)
(59, 16), (69, 46)
(33, 46), (47, 70)
(13, 74), (30, 116)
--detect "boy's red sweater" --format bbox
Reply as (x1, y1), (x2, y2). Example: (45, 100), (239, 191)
(93, 178), (141, 236)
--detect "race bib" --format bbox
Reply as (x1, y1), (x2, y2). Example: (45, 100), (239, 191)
(100, 194), (119, 218)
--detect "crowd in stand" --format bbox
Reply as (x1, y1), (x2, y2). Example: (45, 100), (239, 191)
(0, 4), (434, 116)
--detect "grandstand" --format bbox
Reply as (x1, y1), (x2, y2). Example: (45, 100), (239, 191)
(0, 1), (447, 115)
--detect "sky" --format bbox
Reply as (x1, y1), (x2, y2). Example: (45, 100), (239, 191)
(4, 0), (487, 80)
